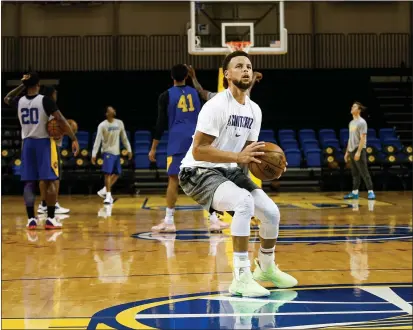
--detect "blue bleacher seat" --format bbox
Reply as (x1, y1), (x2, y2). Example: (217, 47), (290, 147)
(382, 137), (403, 151)
(120, 131), (131, 149)
(299, 129), (316, 144)
(302, 139), (320, 153)
(278, 129), (295, 142)
(157, 141), (168, 152)
(335, 152), (345, 163)
(265, 139), (278, 145)
(134, 141), (150, 151)
(76, 131), (89, 150)
(61, 136), (70, 149)
(259, 129), (275, 142)
(367, 128), (377, 139)
(134, 130), (151, 142)
(156, 152), (167, 169)
(321, 138), (341, 151)
(339, 129), (349, 148)
(305, 149), (322, 167)
(319, 129), (337, 142)
(134, 153), (150, 169)
(379, 128), (396, 141)
(91, 132), (97, 146)
(281, 139), (299, 150)
(367, 138), (382, 152)
(12, 164), (21, 176)
(284, 149), (301, 167)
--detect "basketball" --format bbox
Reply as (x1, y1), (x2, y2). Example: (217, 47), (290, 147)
(47, 119), (63, 139)
(248, 142), (286, 181)
(67, 119), (78, 134)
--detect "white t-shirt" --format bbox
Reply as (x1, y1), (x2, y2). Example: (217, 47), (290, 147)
(180, 89), (262, 169)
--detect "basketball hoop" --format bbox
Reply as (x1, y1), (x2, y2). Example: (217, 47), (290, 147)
(226, 41), (252, 54)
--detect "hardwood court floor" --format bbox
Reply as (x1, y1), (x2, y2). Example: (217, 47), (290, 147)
(1, 191), (412, 329)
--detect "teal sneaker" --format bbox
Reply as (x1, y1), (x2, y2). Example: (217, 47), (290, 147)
(368, 191), (376, 200)
(229, 270), (270, 297)
(252, 259), (298, 288)
(344, 192), (359, 199)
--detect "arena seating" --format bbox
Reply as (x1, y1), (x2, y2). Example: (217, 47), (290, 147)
(2, 127), (410, 174)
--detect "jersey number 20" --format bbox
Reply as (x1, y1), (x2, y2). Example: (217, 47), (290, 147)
(178, 94), (195, 112)
(21, 107), (39, 124)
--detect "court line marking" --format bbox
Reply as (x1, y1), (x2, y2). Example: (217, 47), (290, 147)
(200, 295), (413, 305)
(135, 310), (405, 319)
(2, 268), (412, 282)
(3, 283), (411, 324)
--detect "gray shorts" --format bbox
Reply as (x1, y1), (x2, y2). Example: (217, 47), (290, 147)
(178, 167), (259, 213)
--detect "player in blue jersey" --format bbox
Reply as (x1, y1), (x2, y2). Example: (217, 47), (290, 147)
(149, 64), (229, 233)
(4, 73), (79, 230)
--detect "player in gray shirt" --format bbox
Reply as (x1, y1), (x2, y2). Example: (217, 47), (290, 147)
(344, 102), (375, 200)
(92, 106), (132, 205)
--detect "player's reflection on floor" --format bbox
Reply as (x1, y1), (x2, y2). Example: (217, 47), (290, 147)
(98, 205), (112, 218)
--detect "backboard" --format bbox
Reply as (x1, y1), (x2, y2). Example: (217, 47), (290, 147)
(188, 0), (287, 55)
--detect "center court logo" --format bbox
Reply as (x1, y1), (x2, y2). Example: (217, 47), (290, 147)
(86, 283), (412, 330)
(132, 225), (413, 244)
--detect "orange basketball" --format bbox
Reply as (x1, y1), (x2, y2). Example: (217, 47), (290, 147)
(67, 119), (78, 134)
(248, 142), (286, 181)
(47, 119), (63, 139)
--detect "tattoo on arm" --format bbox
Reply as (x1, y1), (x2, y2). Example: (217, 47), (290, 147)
(191, 76), (205, 92)
(4, 84), (25, 105)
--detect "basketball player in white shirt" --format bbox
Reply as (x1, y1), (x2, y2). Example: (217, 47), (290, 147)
(179, 51), (297, 297)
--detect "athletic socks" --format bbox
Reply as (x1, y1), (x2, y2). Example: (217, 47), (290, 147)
(233, 252), (251, 279)
(352, 190), (359, 195)
(258, 246), (275, 271)
(165, 208), (175, 225)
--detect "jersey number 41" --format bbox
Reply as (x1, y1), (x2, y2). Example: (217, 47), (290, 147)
(178, 94), (195, 112)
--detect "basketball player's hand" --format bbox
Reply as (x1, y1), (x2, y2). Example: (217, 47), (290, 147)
(128, 152), (132, 160)
(237, 141), (265, 164)
(354, 152), (360, 161)
(186, 65), (196, 78)
(148, 149), (156, 162)
(72, 140), (79, 157)
(344, 152), (350, 163)
(254, 72), (263, 82)
(21, 74), (30, 81)
(91, 156), (96, 165)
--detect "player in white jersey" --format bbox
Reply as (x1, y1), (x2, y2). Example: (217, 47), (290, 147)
(179, 51), (297, 297)
(37, 85), (70, 215)
(92, 106), (132, 205)
(4, 73), (79, 230)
